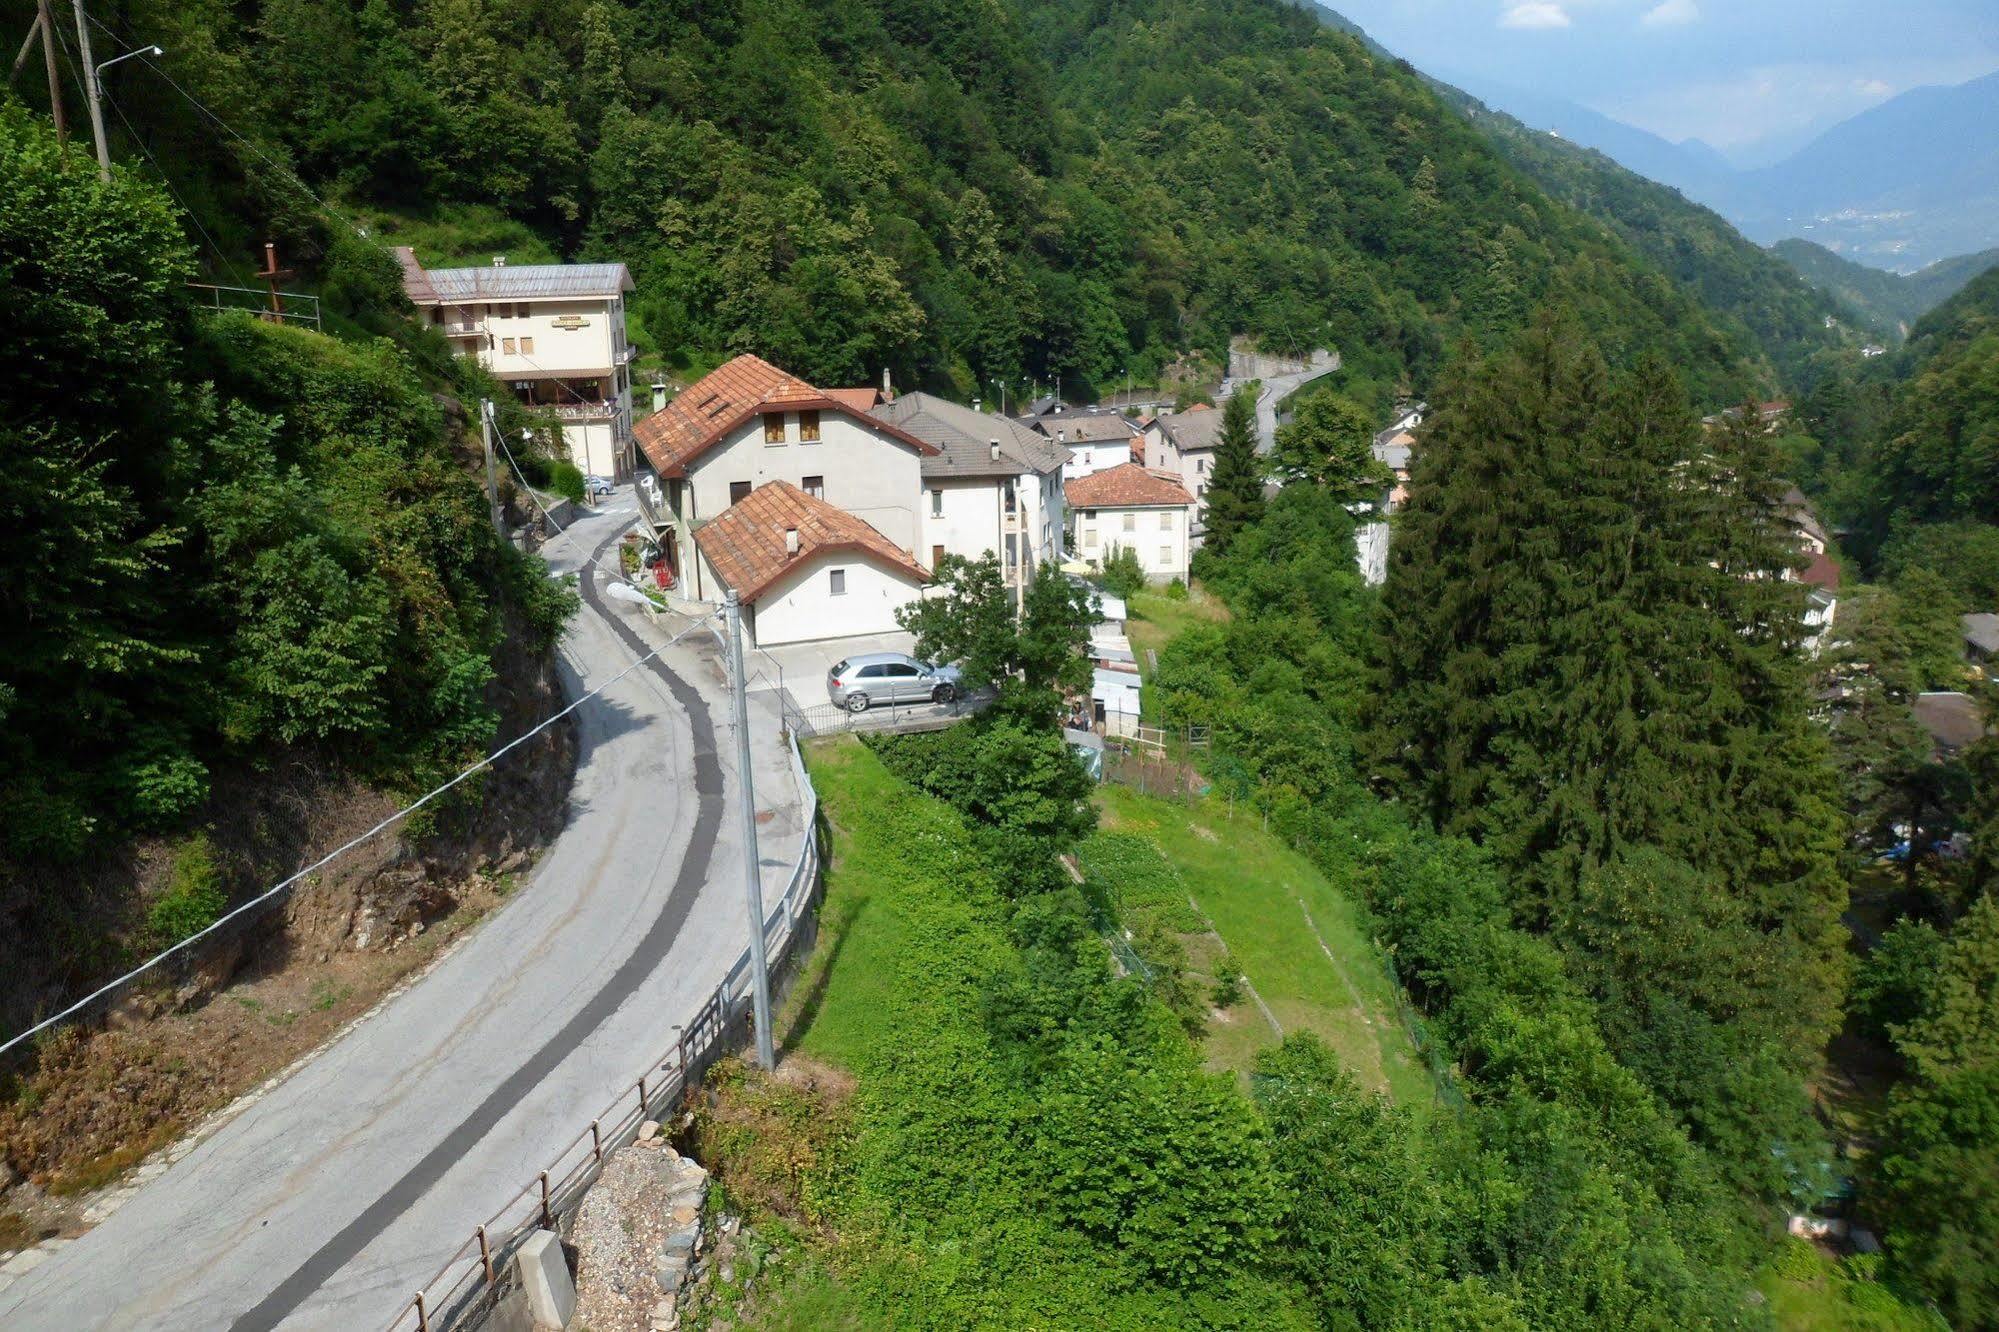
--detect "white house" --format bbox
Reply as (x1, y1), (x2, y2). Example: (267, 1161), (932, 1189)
(691, 481), (928, 647)
(396, 248), (637, 481)
(868, 392), (1069, 589)
(1065, 463), (1196, 582)
(632, 355), (941, 643)
(1028, 409), (1141, 480)
(1142, 405), (1223, 527)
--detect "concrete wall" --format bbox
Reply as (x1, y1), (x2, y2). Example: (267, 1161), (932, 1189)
(1074, 503), (1191, 580)
(751, 554), (922, 647)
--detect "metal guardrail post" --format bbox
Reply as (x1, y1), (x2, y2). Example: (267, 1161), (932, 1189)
(590, 1120), (602, 1163)
(477, 1226), (493, 1286)
(538, 1171), (552, 1229)
(413, 1291), (429, 1332)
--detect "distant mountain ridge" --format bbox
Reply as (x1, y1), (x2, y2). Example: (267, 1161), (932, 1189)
(1306, 3), (1999, 275)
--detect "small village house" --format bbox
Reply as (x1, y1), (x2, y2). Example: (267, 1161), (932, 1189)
(869, 392), (1069, 591)
(1065, 463), (1196, 582)
(1963, 612), (1999, 669)
(1028, 408), (1142, 479)
(1141, 405), (1222, 530)
(396, 249), (637, 481)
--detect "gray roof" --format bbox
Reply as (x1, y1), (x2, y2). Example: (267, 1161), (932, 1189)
(870, 392), (1069, 479)
(1964, 612), (1999, 655)
(1031, 412), (1136, 444)
(1158, 409), (1224, 452)
(1373, 441), (1412, 471)
(1913, 691), (1988, 755)
(397, 248), (634, 304)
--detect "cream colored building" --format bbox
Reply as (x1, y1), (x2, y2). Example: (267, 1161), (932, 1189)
(396, 249), (637, 481)
(1065, 463), (1196, 582)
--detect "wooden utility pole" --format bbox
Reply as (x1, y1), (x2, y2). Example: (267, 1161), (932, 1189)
(11, 3), (69, 148)
(255, 243), (295, 322)
(69, 0), (109, 179)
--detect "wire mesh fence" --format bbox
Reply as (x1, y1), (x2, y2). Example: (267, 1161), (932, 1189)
(384, 733), (823, 1332)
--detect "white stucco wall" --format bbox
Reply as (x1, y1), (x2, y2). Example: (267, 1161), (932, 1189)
(749, 554), (923, 647)
(1061, 440), (1133, 480)
(684, 413), (924, 552)
(921, 468), (1065, 574)
(561, 419), (623, 480)
(1073, 503), (1192, 580)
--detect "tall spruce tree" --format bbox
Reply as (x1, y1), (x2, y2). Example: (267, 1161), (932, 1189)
(1199, 392), (1265, 558)
(1371, 316), (1848, 1186)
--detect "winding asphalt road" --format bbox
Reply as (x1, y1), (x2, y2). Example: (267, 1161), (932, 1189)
(0, 498), (800, 1329)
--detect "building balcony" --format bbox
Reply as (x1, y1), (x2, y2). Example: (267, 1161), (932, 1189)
(550, 401), (617, 421)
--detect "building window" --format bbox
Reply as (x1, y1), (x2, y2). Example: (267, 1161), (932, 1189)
(930, 488), (944, 518)
(1123, 512), (1136, 533)
(764, 415), (786, 445)
(502, 337), (517, 354)
(729, 481), (752, 506)
(519, 336), (534, 355)
(803, 474), (824, 499)
(1004, 482), (1018, 515)
(1160, 546), (1172, 565)
(1160, 511), (1175, 531)
(430, 309), (443, 325)
(798, 410), (821, 442)
(1006, 534), (1018, 568)
(932, 544), (946, 567)
(829, 568), (847, 596)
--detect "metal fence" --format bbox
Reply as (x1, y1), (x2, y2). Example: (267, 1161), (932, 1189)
(185, 282), (323, 331)
(383, 733), (823, 1332)
(779, 689), (986, 739)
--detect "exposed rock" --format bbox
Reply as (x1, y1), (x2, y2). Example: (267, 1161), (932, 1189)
(571, 1144), (709, 1332)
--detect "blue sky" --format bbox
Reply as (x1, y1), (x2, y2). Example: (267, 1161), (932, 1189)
(1324, 0), (1999, 162)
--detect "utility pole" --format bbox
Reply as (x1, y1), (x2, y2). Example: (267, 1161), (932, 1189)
(255, 242), (294, 323)
(69, 0), (109, 180)
(724, 590), (776, 1071)
(479, 399), (504, 538)
(28, 1), (65, 147)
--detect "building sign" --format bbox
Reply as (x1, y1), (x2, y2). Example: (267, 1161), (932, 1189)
(550, 315), (591, 330)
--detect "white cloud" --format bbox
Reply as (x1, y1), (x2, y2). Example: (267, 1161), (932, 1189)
(1640, 0), (1699, 28)
(1500, 2), (1572, 30)
(1853, 77), (1892, 96)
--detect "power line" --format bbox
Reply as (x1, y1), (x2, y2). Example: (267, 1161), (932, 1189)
(0, 633), (688, 1061)
(99, 83), (256, 287)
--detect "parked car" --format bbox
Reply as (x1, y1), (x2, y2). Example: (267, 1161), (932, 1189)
(585, 474), (615, 499)
(827, 653), (962, 712)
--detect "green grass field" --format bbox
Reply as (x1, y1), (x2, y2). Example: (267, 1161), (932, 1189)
(1096, 784), (1433, 1105)
(1126, 584), (1228, 686)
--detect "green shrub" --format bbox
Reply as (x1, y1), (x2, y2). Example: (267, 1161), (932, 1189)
(124, 752), (210, 830)
(148, 834), (227, 946)
(1099, 544), (1146, 600)
(548, 460), (587, 504)
(1164, 577), (1188, 600)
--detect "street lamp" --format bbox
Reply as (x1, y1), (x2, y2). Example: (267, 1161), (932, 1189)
(94, 43), (162, 81)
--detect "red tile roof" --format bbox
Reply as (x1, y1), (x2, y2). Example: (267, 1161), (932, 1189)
(1064, 462), (1195, 509)
(1799, 550), (1841, 591)
(824, 387), (883, 412)
(693, 482), (927, 604)
(635, 355), (934, 477)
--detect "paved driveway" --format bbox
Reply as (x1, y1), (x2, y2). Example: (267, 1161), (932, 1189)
(0, 500), (801, 1330)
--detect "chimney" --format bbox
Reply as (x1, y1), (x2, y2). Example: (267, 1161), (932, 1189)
(881, 366), (893, 399)
(491, 255), (507, 268)
(651, 381), (668, 413)
(989, 438), (1001, 462)
(784, 527), (799, 555)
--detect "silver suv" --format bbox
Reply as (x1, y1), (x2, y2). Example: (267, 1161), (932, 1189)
(826, 653), (962, 712)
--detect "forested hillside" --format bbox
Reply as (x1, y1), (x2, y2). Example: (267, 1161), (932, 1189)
(17, 0), (1779, 407)
(1773, 238), (1999, 340)
(1424, 83), (1858, 389)
(0, 108), (572, 1034)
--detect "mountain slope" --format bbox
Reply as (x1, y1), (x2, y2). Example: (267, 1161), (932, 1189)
(1772, 239), (1999, 337)
(59, 0), (1778, 412)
